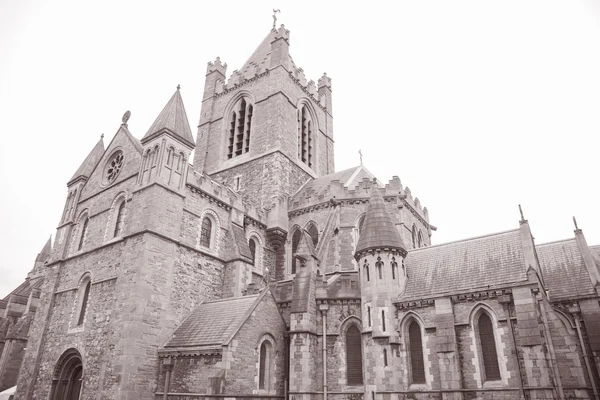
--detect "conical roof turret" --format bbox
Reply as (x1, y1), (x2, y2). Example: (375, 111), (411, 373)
(355, 188), (407, 257)
(35, 236), (52, 263)
(68, 136), (105, 185)
(142, 87), (195, 148)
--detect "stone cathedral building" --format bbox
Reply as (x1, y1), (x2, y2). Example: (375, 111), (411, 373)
(1, 22), (600, 400)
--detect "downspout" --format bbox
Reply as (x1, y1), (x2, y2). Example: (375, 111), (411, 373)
(162, 356), (174, 400)
(500, 296), (526, 400)
(575, 315), (599, 400)
(537, 295), (565, 399)
(321, 306), (328, 400)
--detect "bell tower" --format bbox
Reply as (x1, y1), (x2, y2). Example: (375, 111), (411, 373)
(193, 24), (334, 213)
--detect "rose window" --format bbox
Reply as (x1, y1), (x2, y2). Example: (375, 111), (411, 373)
(105, 151), (124, 183)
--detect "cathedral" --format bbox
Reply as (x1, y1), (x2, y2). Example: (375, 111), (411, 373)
(1, 22), (600, 400)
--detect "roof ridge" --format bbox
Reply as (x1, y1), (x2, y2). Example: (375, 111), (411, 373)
(203, 294), (259, 304)
(410, 228), (521, 252)
(536, 238), (577, 247)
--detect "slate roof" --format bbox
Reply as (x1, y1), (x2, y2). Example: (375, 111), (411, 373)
(142, 88), (195, 148)
(68, 136), (105, 184)
(399, 229), (527, 301)
(537, 239), (597, 301)
(292, 165), (381, 202)
(163, 294), (260, 348)
(355, 189), (407, 255)
(231, 224), (253, 262)
(2, 278), (43, 302)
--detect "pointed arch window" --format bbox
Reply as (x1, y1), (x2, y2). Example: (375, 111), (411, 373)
(249, 238), (257, 266)
(391, 257), (398, 279)
(298, 104), (314, 168)
(200, 217), (212, 248)
(376, 256), (383, 279)
(408, 320), (426, 384)
(78, 217), (89, 251)
(477, 312), (501, 381)
(113, 201), (126, 238)
(417, 230), (423, 248)
(411, 225), (417, 249)
(346, 325), (364, 385)
(228, 97), (253, 159)
(363, 259), (370, 282)
(307, 224), (319, 247)
(73, 275), (91, 328)
(291, 229), (302, 275)
(258, 340), (273, 391)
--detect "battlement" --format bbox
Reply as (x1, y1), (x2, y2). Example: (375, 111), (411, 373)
(289, 67), (329, 110)
(206, 56), (227, 76)
(272, 24), (290, 42)
(289, 175), (429, 224)
(187, 170), (265, 224)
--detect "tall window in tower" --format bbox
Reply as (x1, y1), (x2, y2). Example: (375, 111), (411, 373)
(411, 224), (417, 249)
(346, 325), (364, 385)
(298, 105), (314, 168)
(291, 229), (301, 274)
(477, 312), (501, 381)
(227, 97), (253, 159)
(249, 238), (257, 266)
(408, 319), (426, 384)
(417, 230), (423, 248)
(200, 217), (212, 248)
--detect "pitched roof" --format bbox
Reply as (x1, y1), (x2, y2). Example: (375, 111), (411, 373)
(162, 294), (260, 348)
(141, 88), (195, 148)
(355, 189), (407, 256)
(68, 136), (105, 184)
(399, 229), (527, 301)
(537, 239), (597, 301)
(238, 27), (297, 78)
(292, 165), (381, 202)
(2, 278), (43, 302)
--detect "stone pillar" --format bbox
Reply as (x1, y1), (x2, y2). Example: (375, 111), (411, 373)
(434, 297), (462, 400)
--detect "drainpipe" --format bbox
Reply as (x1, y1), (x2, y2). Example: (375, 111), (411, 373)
(574, 314), (599, 400)
(537, 294), (565, 400)
(320, 305), (329, 400)
(162, 356), (174, 400)
(500, 295), (526, 400)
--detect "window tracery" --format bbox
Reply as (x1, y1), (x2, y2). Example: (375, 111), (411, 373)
(105, 151), (124, 184)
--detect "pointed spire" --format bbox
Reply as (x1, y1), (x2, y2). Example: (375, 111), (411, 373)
(142, 87), (195, 148)
(68, 135), (105, 185)
(355, 186), (407, 257)
(35, 236), (52, 263)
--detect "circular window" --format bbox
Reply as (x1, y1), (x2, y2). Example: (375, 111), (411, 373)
(105, 151), (124, 184)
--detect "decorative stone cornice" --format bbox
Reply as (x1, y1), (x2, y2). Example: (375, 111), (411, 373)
(187, 184), (232, 211)
(215, 70), (270, 98)
(244, 215), (266, 230)
(288, 72), (327, 111)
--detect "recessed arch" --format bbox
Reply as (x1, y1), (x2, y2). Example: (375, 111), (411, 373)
(296, 99), (319, 171)
(256, 333), (276, 393)
(246, 230), (264, 274)
(469, 303), (505, 386)
(290, 226), (303, 275)
(198, 209), (221, 252)
(105, 192), (128, 242)
(305, 221), (319, 247)
(400, 312), (428, 386)
(50, 348), (84, 400)
(223, 91), (256, 160)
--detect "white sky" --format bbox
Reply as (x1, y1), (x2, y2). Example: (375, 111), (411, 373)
(1, 0), (599, 298)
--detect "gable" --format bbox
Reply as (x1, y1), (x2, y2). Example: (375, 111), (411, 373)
(79, 125), (143, 201)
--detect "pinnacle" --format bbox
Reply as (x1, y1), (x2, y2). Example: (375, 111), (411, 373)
(142, 87), (195, 148)
(68, 136), (105, 185)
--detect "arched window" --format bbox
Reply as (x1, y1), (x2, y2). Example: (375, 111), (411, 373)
(166, 147), (173, 166)
(382, 310), (386, 331)
(346, 325), (364, 385)
(74, 275), (91, 327)
(477, 312), (501, 381)
(291, 229), (302, 275)
(249, 238), (257, 266)
(363, 259), (370, 282)
(307, 223), (319, 247)
(391, 257), (398, 279)
(258, 340), (273, 390)
(200, 217), (212, 248)
(50, 349), (83, 400)
(227, 97), (253, 159)
(376, 256), (383, 279)
(113, 201), (126, 238)
(77, 217), (89, 252)
(367, 306), (372, 327)
(383, 348), (388, 367)
(408, 319), (426, 384)
(417, 230), (423, 248)
(298, 104), (314, 168)
(411, 224), (417, 249)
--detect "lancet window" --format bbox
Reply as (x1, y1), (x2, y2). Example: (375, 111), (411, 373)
(227, 97), (253, 159)
(408, 319), (426, 384)
(297, 104), (314, 168)
(477, 312), (501, 381)
(346, 325), (364, 385)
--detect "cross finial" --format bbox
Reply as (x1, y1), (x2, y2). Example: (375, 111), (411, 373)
(101, 133), (104, 139)
(272, 9), (281, 29)
(518, 204), (526, 224)
(359, 149), (363, 165)
(177, 84), (181, 90)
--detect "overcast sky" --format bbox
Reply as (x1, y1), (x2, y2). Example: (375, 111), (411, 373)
(1, 0), (599, 298)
